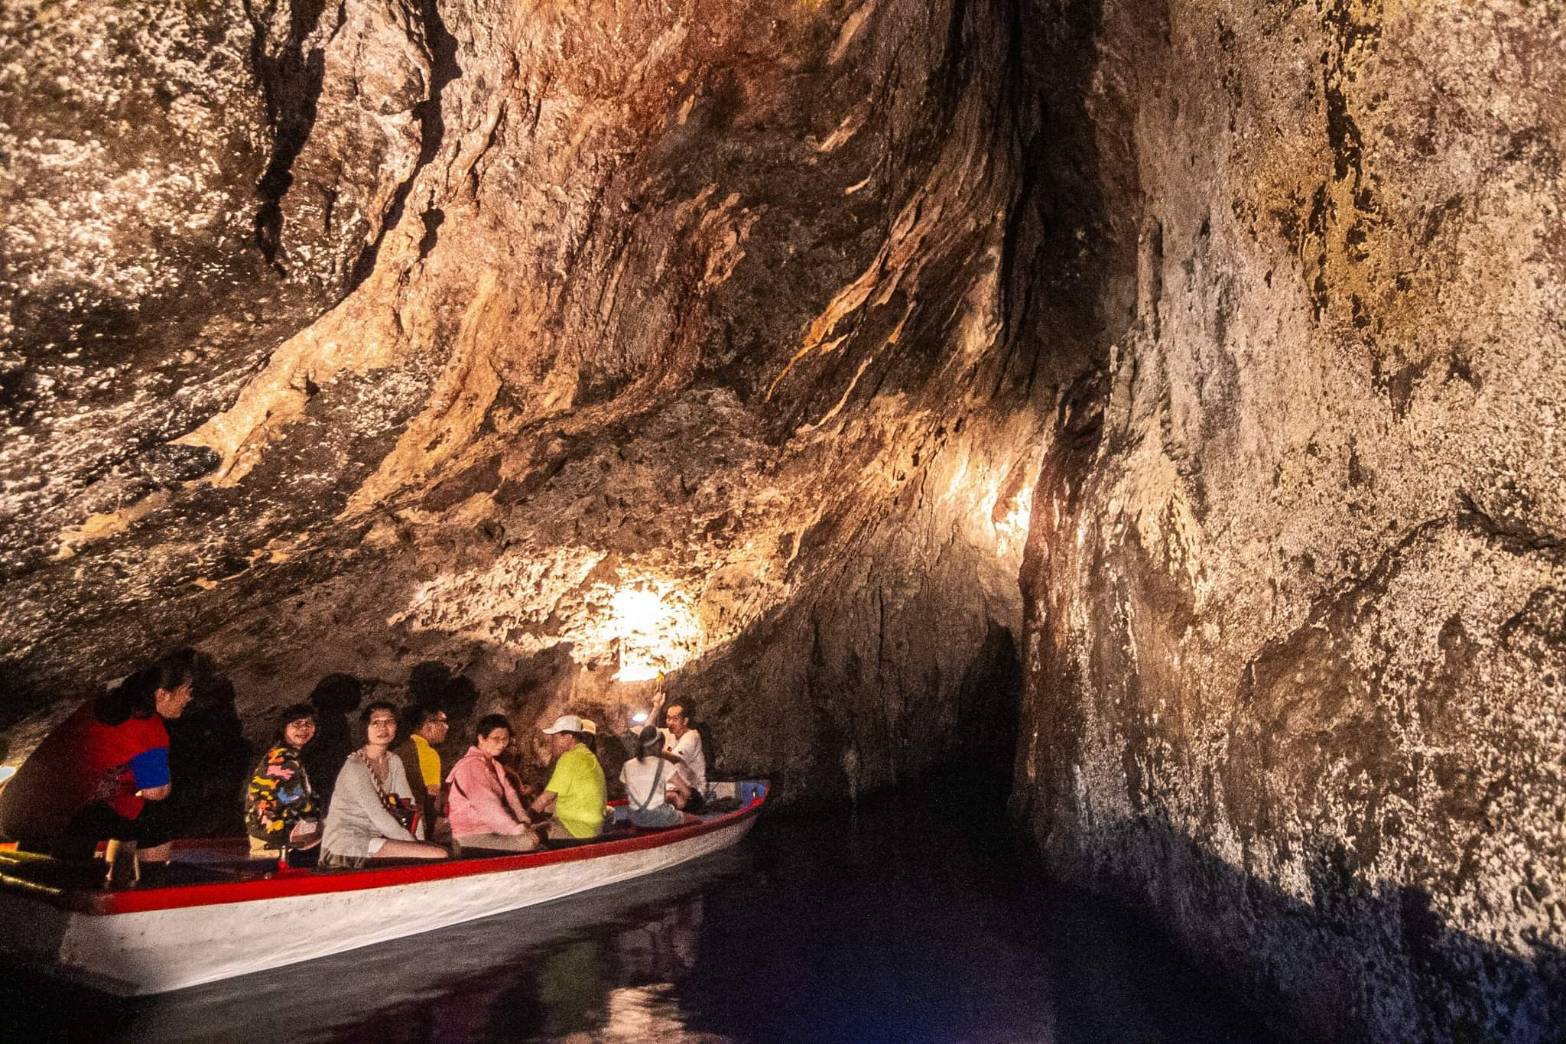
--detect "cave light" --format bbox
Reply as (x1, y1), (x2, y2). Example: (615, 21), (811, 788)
(993, 491), (1032, 558)
(0, 765), (14, 786)
(610, 588), (664, 634)
(978, 472), (1033, 559)
(608, 583), (699, 682)
(944, 450), (1032, 558)
(614, 659), (663, 683)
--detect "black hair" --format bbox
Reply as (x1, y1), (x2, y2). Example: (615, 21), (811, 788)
(636, 724), (662, 755)
(359, 700), (398, 725)
(474, 713), (512, 742)
(412, 705), (447, 729)
(96, 648), (205, 725)
(275, 702), (317, 736)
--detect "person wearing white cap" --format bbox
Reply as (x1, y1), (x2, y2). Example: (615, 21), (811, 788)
(529, 715), (606, 840)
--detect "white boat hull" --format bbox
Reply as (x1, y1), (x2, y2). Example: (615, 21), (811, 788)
(1, 793), (761, 996)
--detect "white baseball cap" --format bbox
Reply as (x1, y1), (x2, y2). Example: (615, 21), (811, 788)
(579, 718), (598, 736)
(542, 714), (583, 734)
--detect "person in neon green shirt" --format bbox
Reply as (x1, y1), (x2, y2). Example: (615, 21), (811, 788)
(531, 715), (606, 839)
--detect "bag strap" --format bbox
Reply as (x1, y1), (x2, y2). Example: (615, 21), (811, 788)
(630, 757), (666, 813)
(353, 750), (397, 806)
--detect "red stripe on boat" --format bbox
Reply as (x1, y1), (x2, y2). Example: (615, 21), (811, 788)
(76, 792), (765, 916)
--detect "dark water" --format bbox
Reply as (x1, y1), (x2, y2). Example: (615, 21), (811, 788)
(5, 773), (1282, 1043)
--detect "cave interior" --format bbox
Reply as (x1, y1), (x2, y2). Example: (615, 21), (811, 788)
(2, 0), (1564, 1039)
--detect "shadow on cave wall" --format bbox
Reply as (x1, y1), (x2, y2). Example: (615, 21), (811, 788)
(164, 672), (251, 838)
(996, 0), (1143, 397)
(1063, 812), (1566, 1044)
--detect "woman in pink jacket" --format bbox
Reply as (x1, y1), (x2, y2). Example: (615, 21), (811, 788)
(444, 715), (540, 853)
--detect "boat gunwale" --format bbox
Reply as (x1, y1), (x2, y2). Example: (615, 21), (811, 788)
(11, 785), (768, 918)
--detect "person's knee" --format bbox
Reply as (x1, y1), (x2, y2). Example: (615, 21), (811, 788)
(372, 839), (448, 860)
(399, 841), (446, 860)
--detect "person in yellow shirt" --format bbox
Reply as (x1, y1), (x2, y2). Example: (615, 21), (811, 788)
(395, 706), (449, 835)
(530, 715), (606, 840)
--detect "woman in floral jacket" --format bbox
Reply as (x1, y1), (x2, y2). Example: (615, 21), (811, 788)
(245, 703), (322, 855)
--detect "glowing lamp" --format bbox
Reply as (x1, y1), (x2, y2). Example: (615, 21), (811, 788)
(605, 583), (698, 681)
(615, 662), (662, 683)
(611, 589), (664, 633)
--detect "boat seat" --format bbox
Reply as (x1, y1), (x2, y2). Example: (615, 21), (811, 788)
(453, 845), (534, 860)
(539, 827), (635, 850)
(134, 860), (274, 887)
(310, 857), (454, 873)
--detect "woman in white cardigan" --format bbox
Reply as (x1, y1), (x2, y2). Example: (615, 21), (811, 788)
(320, 701), (447, 868)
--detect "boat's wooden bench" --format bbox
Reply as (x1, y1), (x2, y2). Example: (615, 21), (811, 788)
(540, 826), (637, 849)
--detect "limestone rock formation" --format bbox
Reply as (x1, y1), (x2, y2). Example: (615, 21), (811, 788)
(1, 0), (1046, 795)
(1014, 1), (1566, 1041)
(1, 0), (1562, 1040)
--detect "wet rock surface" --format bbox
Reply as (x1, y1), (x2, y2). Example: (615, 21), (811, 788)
(1, 0), (1562, 1040)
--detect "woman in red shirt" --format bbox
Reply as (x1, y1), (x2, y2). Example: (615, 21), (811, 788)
(0, 649), (204, 873)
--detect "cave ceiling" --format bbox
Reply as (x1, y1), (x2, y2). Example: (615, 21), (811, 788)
(0, 0), (1106, 783)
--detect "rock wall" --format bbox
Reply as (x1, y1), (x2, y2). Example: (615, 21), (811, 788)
(1, 0), (1055, 795)
(1014, 1), (1566, 1041)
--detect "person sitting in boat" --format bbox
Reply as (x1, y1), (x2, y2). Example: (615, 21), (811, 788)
(319, 701), (448, 868)
(659, 699), (707, 813)
(444, 714), (541, 853)
(0, 648), (204, 884)
(620, 726), (700, 830)
(394, 704), (449, 839)
(529, 715), (607, 841)
(244, 703), (322, 858)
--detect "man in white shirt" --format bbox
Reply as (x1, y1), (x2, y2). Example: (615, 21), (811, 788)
(659, 700), (706, 812)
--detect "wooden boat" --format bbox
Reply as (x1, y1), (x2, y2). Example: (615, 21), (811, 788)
(0, 779), (768, 996)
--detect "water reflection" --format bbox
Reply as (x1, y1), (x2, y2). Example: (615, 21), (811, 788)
(5, 774), (1283, 1043)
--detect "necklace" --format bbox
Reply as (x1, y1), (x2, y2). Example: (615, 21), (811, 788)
(361, 748), (389, 786)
